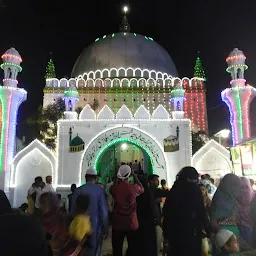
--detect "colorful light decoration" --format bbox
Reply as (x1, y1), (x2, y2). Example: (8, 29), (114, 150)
(1, 53), (22, 63)
(0, 49), (27, 172)
(222, 48), (256, 146)
(45, 57), (56, 79)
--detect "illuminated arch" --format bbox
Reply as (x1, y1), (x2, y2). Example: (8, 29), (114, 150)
(80, 126), (167, 184)
(94, 138), (154, 174)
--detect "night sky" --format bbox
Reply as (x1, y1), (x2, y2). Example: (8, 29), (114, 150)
(1, 0), (256, 138)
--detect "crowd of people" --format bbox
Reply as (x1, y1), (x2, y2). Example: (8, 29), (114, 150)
(1, 165), (256, 255)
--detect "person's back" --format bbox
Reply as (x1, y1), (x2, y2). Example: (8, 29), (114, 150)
(72, 169), (108, 256)
(163, 167), (208, 256)
(111, 165), (144, 255)
(112, 181), (142, 230)
(74, 183), (107, 237)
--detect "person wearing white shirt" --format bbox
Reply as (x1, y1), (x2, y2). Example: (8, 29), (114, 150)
(27, 176), (44, 217)
(42, 175), (55, 193)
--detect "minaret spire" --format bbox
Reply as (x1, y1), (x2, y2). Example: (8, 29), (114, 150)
(194, 52), (206, 80)
(45, 53), (56, 79)
(120, 5), (131, 32)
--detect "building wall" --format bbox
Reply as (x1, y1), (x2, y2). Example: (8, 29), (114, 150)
(43, 79), (208, 133)
(57, 118), (192, 188)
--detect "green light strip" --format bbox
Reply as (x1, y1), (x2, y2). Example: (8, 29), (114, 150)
(94, 138), (154, 174)
(0, 63), (22, 72)
(235, 88), (243, 140)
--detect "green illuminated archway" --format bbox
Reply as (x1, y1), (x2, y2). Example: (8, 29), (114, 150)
(94, 138), (153, 175)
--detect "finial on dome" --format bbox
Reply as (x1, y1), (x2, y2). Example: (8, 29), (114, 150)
(120, 5), (131, 32)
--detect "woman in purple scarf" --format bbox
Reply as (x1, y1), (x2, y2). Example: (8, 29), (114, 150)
(238, 177), (253, 244)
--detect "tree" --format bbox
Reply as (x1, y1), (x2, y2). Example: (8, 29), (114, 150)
(39, 98), (65, 149)
(194, 56), (206, 80)
(192, 130), (207, 155)
(45, 56), (56, 79)
(24, 99), (86, 150)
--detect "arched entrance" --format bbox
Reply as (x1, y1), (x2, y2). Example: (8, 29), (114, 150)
(95, 139), (153, 185)
(80, 126), (167, 185)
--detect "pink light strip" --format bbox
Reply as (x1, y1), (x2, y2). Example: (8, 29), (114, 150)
(4, 90), (13, 171)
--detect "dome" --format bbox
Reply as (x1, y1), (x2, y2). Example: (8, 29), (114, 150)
(2, 48), (22, 64)
(71, 33), (178, 78)
(70, 135), (84, 147)
(70, 135), (85, 153)
(226, 48), (246, 66)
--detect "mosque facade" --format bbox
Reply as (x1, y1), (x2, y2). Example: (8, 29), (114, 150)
(0, 15), (234, 206)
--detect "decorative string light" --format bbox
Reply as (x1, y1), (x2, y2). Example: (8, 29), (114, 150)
(222, 48), (256, 145)
(0, 63), (22, 72)
(1, 53), (22, 63)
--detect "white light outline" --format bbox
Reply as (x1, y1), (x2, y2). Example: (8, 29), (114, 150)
(97, 105), (115, 120)
(78, 125), (167, 185)
(151, 104), (170, 119)
(11, 139), (57, 187)
(134, 105), (151, 119)
(11, 148), (54, 206)
(79, 104), (97, 120)
(193, 147), (232, 174)
(45, 68), (204, 88)
(116, 104), (133, 120)
(192, 139), (232, 170)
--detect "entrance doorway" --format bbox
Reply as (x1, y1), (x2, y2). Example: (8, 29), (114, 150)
(95, 140), (153, 185)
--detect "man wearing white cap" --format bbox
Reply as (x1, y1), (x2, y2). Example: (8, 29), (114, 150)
(215, 229), (239, 255)
(110, 164), (144, 256)
(71, 167), (108, 256)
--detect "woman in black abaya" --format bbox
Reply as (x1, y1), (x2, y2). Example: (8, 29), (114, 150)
(163, 167), (209, 256)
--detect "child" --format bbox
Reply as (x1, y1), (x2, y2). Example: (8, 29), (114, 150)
(64, 194), (92, 256)
(215, 229), (239, 256)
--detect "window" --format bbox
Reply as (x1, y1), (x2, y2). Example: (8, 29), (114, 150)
(114, 99), (116, 101)
(133, 99), (136, 101)
(143, 99), (146, 101)
(124, 99), (126, 101)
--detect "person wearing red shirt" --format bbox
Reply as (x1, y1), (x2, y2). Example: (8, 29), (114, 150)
(110, 164), (144, 256)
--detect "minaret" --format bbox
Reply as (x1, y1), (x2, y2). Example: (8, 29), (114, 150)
(171, 82), (185, 119)
(184, 55), (208, 133)
(0, 48), (27, 172)
(221, 48), (256, 145)
(63, 84), (79, 120)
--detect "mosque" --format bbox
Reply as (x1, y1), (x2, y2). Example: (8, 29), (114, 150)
(0, 10), (236, 206)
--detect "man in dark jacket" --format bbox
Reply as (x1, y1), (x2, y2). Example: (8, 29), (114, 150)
(148, 174), (169, 255)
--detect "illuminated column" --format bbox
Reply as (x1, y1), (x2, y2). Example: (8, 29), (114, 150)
(171, 83), (185, 119)
(221, 48), (256, 145)
(63, 84), (79, 120)
(0, 48), (27, 172)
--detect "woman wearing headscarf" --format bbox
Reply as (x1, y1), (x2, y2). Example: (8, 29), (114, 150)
(135, 175), (161, 256)
(210, 173), (241, 237)
(237, 177), (253, 244)
(163, 166), (209, 256)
